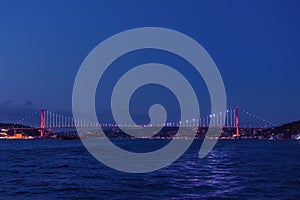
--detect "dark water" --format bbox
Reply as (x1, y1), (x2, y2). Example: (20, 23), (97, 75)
(0, 139), (299, 199)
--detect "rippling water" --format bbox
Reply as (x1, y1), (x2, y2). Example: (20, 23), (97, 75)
(0, 139), (299, 199)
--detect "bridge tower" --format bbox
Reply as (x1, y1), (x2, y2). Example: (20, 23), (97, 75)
(40, 109), (45, 137)
(235, 107), (239, 137)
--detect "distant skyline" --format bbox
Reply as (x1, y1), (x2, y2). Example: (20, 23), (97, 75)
(1, 0), (300, 125)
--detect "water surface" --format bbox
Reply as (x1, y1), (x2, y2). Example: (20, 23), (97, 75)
(0, 139), (299, 199)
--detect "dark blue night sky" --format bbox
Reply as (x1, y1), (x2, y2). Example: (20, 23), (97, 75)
(0, 0), (299, 125)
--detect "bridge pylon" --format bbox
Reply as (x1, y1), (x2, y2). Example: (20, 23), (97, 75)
(40, 109), (45, 137)
(235, 106), (239, 137)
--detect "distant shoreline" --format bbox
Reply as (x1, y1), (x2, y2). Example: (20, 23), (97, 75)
(1, 120), (300, 141)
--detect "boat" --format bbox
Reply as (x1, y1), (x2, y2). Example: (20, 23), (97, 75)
(268, 135), (276, 140)
(295, 134), (300, 141)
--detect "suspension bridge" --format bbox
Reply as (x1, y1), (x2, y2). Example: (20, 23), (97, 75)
(4, 106), (275, 138)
